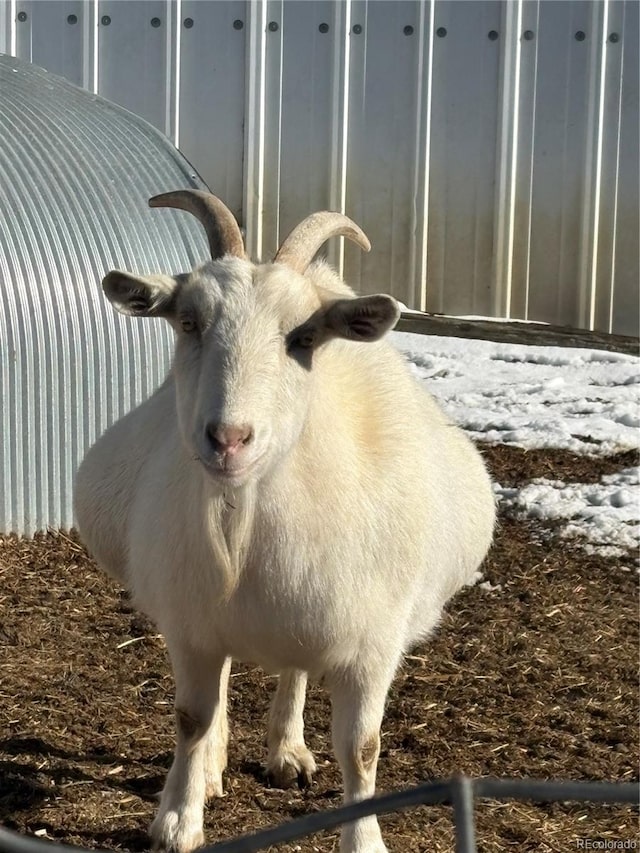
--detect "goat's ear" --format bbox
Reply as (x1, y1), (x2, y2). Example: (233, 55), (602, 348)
(322, 294), (400, 342)
(102, 271), (178, 317)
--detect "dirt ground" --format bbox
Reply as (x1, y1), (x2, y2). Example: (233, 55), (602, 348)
(0, 445), (638, 852)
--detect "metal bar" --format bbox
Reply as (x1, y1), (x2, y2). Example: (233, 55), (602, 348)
(475, 777), (640, 805)
(452, 776), (477, 853)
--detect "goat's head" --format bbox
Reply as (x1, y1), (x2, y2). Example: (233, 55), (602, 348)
(103, 190), (400, 486)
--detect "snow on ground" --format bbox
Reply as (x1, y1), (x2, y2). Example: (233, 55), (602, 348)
(390, 332), (639, 456)
(390, 332), (640, 563)
(495, 468), (639, 566)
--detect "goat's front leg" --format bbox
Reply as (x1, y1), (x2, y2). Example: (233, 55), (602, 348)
(151, 643), (227, 853)
(204, 656), (231, 800)
(266, 668), (316, 788)
(330, 664), (396, 853)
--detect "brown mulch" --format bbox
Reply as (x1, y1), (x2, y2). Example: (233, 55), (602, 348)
(480, 445), (638, 487)
(0, 445), (638, 852)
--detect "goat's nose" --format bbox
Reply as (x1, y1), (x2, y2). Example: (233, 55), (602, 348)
(205, 422), (254, 455)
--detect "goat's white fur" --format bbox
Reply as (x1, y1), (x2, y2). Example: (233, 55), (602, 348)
(75, 252), (495, 853)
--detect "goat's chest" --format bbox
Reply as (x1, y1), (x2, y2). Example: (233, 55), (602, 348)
(223, 517), (363, 669)
(192, 500), (389, 672)
(133, 473), (410, 672)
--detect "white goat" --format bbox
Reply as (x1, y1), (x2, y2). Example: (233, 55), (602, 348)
(74, 190), (495, 853)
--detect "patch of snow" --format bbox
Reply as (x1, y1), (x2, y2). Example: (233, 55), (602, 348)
(494, 468), (640, 561)
(390, 332), (640, 456)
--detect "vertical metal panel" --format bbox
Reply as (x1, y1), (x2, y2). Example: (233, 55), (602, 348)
(591, 0), (634, 333)
(513, 0), (596, 327)
(245, 0), (433, 293)
(97, 0), (175, 136)
(273, 1), (340, 254)
(342, 0), (431, 305)
(259, 0), (285, 258)
(587, 0), (622, 331)
(324, 0), (352, 274)
(505, 0), (536, 322)
(573, 0), (639, 333)
(427, 0), (503, 315)
(0, 0), (12, 56)
(243, 0), (269, 261)
(610, 0), (639, 336)
(10, 0), (86, 86)
(178, 0), (246, 220)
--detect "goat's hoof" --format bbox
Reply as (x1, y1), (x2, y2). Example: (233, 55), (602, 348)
(150, 809), (205, 853)
(265, 745), (317, 790)
(204, 775), (225, 801)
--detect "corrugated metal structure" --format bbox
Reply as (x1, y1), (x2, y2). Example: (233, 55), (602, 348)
(0, 53), (211, 534)
(1, 0), (637, 335)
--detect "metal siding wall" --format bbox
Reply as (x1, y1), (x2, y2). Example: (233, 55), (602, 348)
(1, 0), (638, 330)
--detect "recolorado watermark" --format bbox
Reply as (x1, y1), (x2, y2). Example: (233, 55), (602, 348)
(576, 841), (637, 850)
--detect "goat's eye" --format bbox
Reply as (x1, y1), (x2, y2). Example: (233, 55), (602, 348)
(180, 317), (197, 333)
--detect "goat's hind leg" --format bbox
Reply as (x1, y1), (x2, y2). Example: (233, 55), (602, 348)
(151, 643), (227, 853)
(266, 668), (316, 789)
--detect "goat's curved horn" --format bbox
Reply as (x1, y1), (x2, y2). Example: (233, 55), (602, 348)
(149, 190), (246, 260)
(274, 212), (371, 274)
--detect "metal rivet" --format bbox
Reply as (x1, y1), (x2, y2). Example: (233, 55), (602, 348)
(101, 15), (111, 26)
(352, 24), (363, 35)
(184, 17), (194, 29)
(268, 21), (279, 32)
(233, 19), (243, 30)
(319, 22), (329, 34)
(575, 30), (586, 41)
(523, 29), (535, 40)
(608, 32), (619, 43)
(403, 25), (414, 36)
(17, 11), (27, 22)
(67, 14), (78, 25)
(436, 26), (447, 38)
(488, 29), (499, 41)
(151, 17), (161, 28)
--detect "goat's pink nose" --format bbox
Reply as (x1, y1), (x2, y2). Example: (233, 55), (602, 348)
(206, 423), (253, 455)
